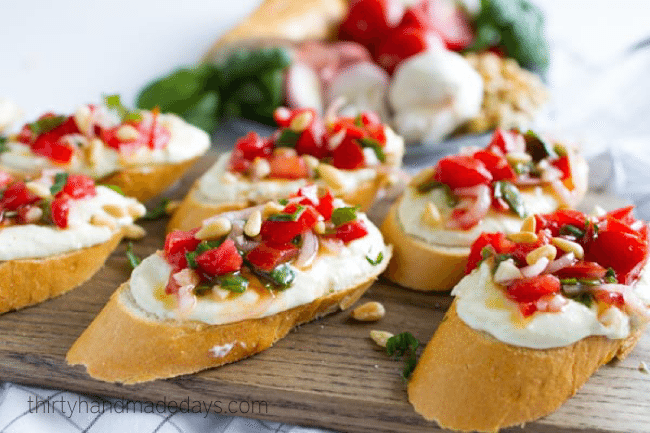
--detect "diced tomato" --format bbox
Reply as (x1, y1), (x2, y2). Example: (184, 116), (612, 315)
(466, 232), (515, 273)
(473, 150), (516, 182)
(268, 154), (310, 179)
(553, 261), (608, 280)
(335, 220), (369, 243)
(246, 242), (299, 272)
(486, 129), (526, 155)
(602, 205), (636, 225)
(1, 182), (40, 211)
(234, 131), (273, 161)
(315, 189), (334, 220)
(434, 155), (493, 189)
(374, 26), (433, 74)
(260, 204), (321, 245)
(399, 3), (431, 32)
(331, 137), (366, 169)
(585, 228), (648, 285)
(365, 123), (387, 145)
(507, 232), (551, 265)
(518, 302), (538, 318)
(338, 0), (396, 51)
(296, 121), (328, 159)
(0, 171), (14, 188)
(551, 156), (571, 180)
(535, 209), (587, 236)
(273, 107), (293, 128)
(358, 111), (382, 128)
(164, 228), (201, 270)
(60, 174), (96, 199)
(31, 135), (74, 164)
(51, 197), (70, 229)
(506, 274), (561, 305)
(593, 290), (626, 309)
(492, 197), (510, 212)
(331, 119), (365, 139)
(145, 111), (171, 150)
(195, 239), (242, 276)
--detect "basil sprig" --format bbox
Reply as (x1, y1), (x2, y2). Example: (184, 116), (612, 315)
(276, 129), (301, 148)
(49, 173), (69, 196)
(104, 184), (125, 195)
(559, 224), (585, 238)
(142, 198), (170, 221)
(29, 115), (67, 136)
(195, 272), (249, 295)
(386, 332), (420, 380)
(126, 242), (142, 269)
(493, 180), (526, 218)
(268, 263), (296, 290)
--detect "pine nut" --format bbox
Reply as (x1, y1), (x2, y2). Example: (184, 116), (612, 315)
(123, 224), (146, 240)
(23, 206), (43, 223)
(314, 221), (326, 235)
(74, 105), (92, 136)
(91, 214), (117, 230)
(164, 200), (181, 215)
(422, 202), (441, 226)
(318, 164), (345, 190)
(507, 231), (538, 243)
(251, 157), (271, 179)
(351, 301), (385, 322)
(303, 155), (320, 171)
(115, 125), (140, 141)
(127, 202), (147, 219)
(521, 215), (536, 233)
(196, 217), (231, 240)
(262, 201), (285, 219)
(103, 204), (127, 218)
(289, 110), (313, 132)
(506, 152), (532, 164)
(526, 244), (557, 265)
(551, 237), (584, 259)
(25, 181), (51, 199)
(88, 138), (103, 167)
(244, 210), (262, 237)
(370, 330), (394, 348)
(408, 167), (435, 188)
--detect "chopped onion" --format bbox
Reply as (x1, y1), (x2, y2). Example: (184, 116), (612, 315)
(294, 230), (319, 268)
(176, 284), (197, 316)
(545, 252), (576, 274)
(520, 257), (550, 278)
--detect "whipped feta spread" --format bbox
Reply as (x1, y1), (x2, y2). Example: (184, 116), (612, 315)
(0, 113), (210, 179)
(389, 49), (483, 145)
(196, 127), (403, 205)
(452, 261), (650, 349)
(397, 185), (559, 247)
(129, 215), (390, 325)
(0, 186), (144, 261)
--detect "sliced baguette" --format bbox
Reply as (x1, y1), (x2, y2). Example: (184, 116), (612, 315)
(0, 232), (122, 313)
(66, 256), (388, 384)
(408, 301), (645, 432)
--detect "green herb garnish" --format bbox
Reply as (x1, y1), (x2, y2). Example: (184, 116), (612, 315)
(126, 242), (141, 269)
(416, 181), (458, 207)
(49, 172), (69, 196)
(331, 206), (359, 227)
(560, 277), (578, 285)
(493, 180), (527, 218)
(194, 285), (213, 296)
(104, 184), (124, 195)
(366, 251), (384, 266)
(142, 198), (170, 220)
(573, 292), (593, 308)
(524, 130), (557, 162)
(28, 115), (67, 136)
(219, 274), (249, 293)
(276, 129), (300, 148)
(186, 239), (225, 268)
(104, 94), (142, 123)
(559, 224), (585, 238)
(0, 136), (7, 153)
(278, 199), (289, 206)
(386, 332), (420, 380)
(268, 263), (296, 290)
(578, 278), (600, 286)
(267, 205), (304, 222)
(358, 137), (386, 163)
(605, 268), (617, 284)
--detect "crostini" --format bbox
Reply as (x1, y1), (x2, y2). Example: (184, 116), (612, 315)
(0, 169), (146, 313)
(0, 95), (210, 202)
(382, 128), (588, 291)
(408, 206), (650, 432)
(167, 107), (404, 231)
(67, 186), (392, 383)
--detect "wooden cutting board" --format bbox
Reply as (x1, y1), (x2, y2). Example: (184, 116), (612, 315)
(0, 152), (648, 433)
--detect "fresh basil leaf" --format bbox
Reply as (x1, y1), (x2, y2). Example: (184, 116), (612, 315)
(573, 292), (593, 308)
(493, 181), (527, 218)
(559, 224), (585, 238)
(386, 332), (420, 380)
(0, 136), (7, 153)
(416, 181), (458, 207)
(185, 251), (199, 269)
(181, 91), (220, 133)
(605, 267), (617, 284)
(104, 184), (124, 195)
(278, 199), (289, 206)
(524, 130), (557, 162)
(29, 115), (67, 136)
(359, 137), (386, 163)
(50, 172), (69, 196)
(268, 263), (296, 290)
(366, 251), (384, 266)
(126, 242), (141, 269)
(331, 206), (359, 227)
(219, 274), (249, 293)
(142, 198), (170, 220)
(267, 205), (304, 222)
(276, 129), (300, 148)
(186, 239), (225, 268)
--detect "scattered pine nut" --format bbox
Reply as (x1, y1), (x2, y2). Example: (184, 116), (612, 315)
(639, 362), (649, 374)
(313, 221), (326, 235)
(123, 224), (146, 240)
(352, 302), (385, 322)
(505, 152), (533, 164)
(422, 202), (441, 227)
(303, 155), (320, 171)
(25, 181), (51, 199)
(551, 237), (584, 259)
(526, 244), (557, 266)
(370, 330), (393, 348)
(115, 125), (140, 141)
(289, 110), (313, 132)
(521, 215), (536, 233)
(103, 204), (127, 218)
(251, 157), (271, 179)
(507, 231), (538, 243)
(244, 210), (262, 237)
(318, 164), (345, 190)
(196, 217), (232, 240)
(263, 201), (285, 218)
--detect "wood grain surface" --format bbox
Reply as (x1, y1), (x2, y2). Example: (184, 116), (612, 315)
(0, 152), (648, 433)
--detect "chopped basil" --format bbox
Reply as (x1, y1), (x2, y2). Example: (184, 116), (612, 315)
(278, 198), (289, 206)
(268, 263), (296, 290)
(126, 242), (141, 269)
(573, 292), (593, 308)
(0, 136), (7, 153)
(493, 181), (527, 218)
(358, 137), (386, 163)
(416, 181), (458, 207)
(28, 115), (67, 136)
(219, 274), (249, 293)
(578, 278), (600, 286)
(524, 130), (557, 162)
(605, 267), (617, 284)
(49, 172), (69, 196)
(291, 235), (302, 246)
(186, 239), (224, 268)
(354, 114), (364, 127)
(276, 129), (300, 148)
(559, 224), (585, 238)
(194, 285), (213, 296)
(331, 206), (359, 227)
(585, 220), (599, 237)
(142, 198), (170, 220)
(104, 94), (142, 123)
(103, 184), (125, 195)
(554, 144), (568, 157)
(267, 205), (304, 222)
(386, 332), (420, 380)
(366, 251), (384, 266)
(560, 277), (578, 285)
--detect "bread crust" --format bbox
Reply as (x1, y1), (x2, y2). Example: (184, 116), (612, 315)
(407, 301), (645, 432)
(0, 232), (122, 313)
(66, 274), (380, 384)
(167, 174), (384, 232)
(99, 157), (201, 203)
(203, 0), (347, 63)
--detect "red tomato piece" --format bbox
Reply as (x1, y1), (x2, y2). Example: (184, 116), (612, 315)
(1, 181), (40, 211)
(486, 129), (526, 155)
(268, 154), (310, 179)
(399, 3), (431, 32)
(245, 242), (300, 272)
(315, 190), (334, 220)
(473, 150), (516, 182)
(233, 131), (273, 161)
(195, 239), (243, 277)
(518, 302), (538, 318)
(585, 229), (648, 285)
(60, 174), (96, 199)
(145, 112), (171, 150)
(534, 209), (587, 236)
(335, 220), (369, 243)
(375, 26), (432, 74)
(466, 232), (516, 273)
(338, 0), (395, 51)
(603, 205), (636, 225)
(553, 261), (607, 280)
(506, 274), (561, 304)
(434, 155), (493, 189)
(358, 111), (382, 128)
(164, 228), (201, 270)
(51, 197), (70, 229)
(31, 135), (74, 164)
(551, 156), (571, 180)
(260, 205), (321, 245)
(296, 121), (328, 159)
(593, 290), (625, 308)
(331, 137), (366, 169)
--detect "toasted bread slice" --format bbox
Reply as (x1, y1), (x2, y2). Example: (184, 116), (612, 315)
(408, 301), (644, 432)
